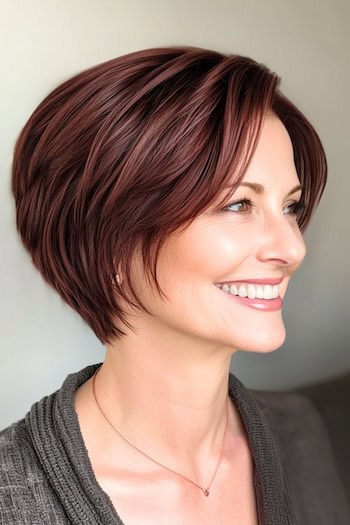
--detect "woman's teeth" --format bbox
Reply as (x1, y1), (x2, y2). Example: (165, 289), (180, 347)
(216, 283), (280, 300)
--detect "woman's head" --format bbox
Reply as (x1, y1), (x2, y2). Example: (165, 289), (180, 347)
(11, 46), (327, 347)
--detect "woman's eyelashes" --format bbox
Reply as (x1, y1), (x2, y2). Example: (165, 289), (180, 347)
(224, 198), (255, 213)
(223, 198), (306, 216)
(284, 201), (306, 216)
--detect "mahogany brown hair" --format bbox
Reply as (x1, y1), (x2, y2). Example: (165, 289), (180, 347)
(11, 46), (327, 345)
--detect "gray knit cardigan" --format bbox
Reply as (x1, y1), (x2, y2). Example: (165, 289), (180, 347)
(0, 363), (349, 524)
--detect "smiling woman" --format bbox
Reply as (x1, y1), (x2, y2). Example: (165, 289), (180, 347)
(1, 47), (348, 525)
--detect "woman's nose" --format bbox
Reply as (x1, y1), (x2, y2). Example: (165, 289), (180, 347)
(255, 212), (307, 270)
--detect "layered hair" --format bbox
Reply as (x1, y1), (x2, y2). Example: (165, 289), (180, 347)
(12, 46), (327, 345)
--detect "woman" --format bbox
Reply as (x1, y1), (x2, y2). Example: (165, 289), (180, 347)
(1, 47), (348, 524)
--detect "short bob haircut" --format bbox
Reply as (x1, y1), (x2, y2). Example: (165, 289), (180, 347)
(12, 46), (327, 345)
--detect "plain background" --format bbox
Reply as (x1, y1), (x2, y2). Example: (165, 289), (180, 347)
(1, 0), (349, 429)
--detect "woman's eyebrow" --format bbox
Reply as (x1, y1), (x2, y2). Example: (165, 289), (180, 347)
(232, 182), (303, 196)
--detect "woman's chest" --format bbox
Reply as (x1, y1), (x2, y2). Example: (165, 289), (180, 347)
(106, 481), (259, 525)
(96, 435), (259, 525)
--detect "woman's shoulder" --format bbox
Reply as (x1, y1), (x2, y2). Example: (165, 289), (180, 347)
(248, 375), (349, 475)
(250, 373), (350, 468)
(0, 416), (34, 482)
(0, 418), (43, 523)
(249, 374), (350, 520)
(0, 410), (70, 524)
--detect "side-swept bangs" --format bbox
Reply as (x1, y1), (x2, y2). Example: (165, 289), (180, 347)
(11, 46), (327, 344)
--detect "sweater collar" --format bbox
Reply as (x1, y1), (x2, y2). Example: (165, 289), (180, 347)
(25, 362), (295, 525)
(228, 372), (295, 524)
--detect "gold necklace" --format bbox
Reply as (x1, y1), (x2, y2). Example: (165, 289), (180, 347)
(91, 367), (229, 497)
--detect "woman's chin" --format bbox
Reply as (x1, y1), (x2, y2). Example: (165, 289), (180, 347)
(234, 328), (286, 354)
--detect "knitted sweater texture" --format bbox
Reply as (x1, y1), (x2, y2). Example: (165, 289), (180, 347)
(0, 363), (348, 524)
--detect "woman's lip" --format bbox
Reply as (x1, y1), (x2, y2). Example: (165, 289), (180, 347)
(229, 294), (283, 311)
(216, 286), (283, 311)
(215, 277), (283, 286)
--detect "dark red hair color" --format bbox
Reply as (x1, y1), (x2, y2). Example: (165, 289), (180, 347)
(11, 46), (327, 345)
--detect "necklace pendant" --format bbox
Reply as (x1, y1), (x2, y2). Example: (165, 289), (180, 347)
(203, 488), (210, 496)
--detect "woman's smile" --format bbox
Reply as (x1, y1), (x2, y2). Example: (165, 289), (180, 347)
(215, 283), (283, 311)
(215, 278), (283, 306)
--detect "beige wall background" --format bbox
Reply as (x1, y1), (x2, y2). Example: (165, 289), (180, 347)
(1, 0), (349, 428)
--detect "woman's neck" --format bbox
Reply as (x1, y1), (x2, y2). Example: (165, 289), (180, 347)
(90, 329), (241, 476)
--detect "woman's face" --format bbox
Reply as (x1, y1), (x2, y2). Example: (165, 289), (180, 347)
(127, 115), (307, 354)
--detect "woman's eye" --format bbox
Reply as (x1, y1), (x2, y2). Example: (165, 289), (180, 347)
(224, 198), (254, 213)
(223, 199), (306, 216)
(284, 201), (306, 216)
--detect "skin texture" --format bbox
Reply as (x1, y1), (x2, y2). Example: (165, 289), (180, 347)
(74, 115), (306, 520)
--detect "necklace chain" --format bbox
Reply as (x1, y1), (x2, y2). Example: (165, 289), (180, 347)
(91, 366), (229, 497)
